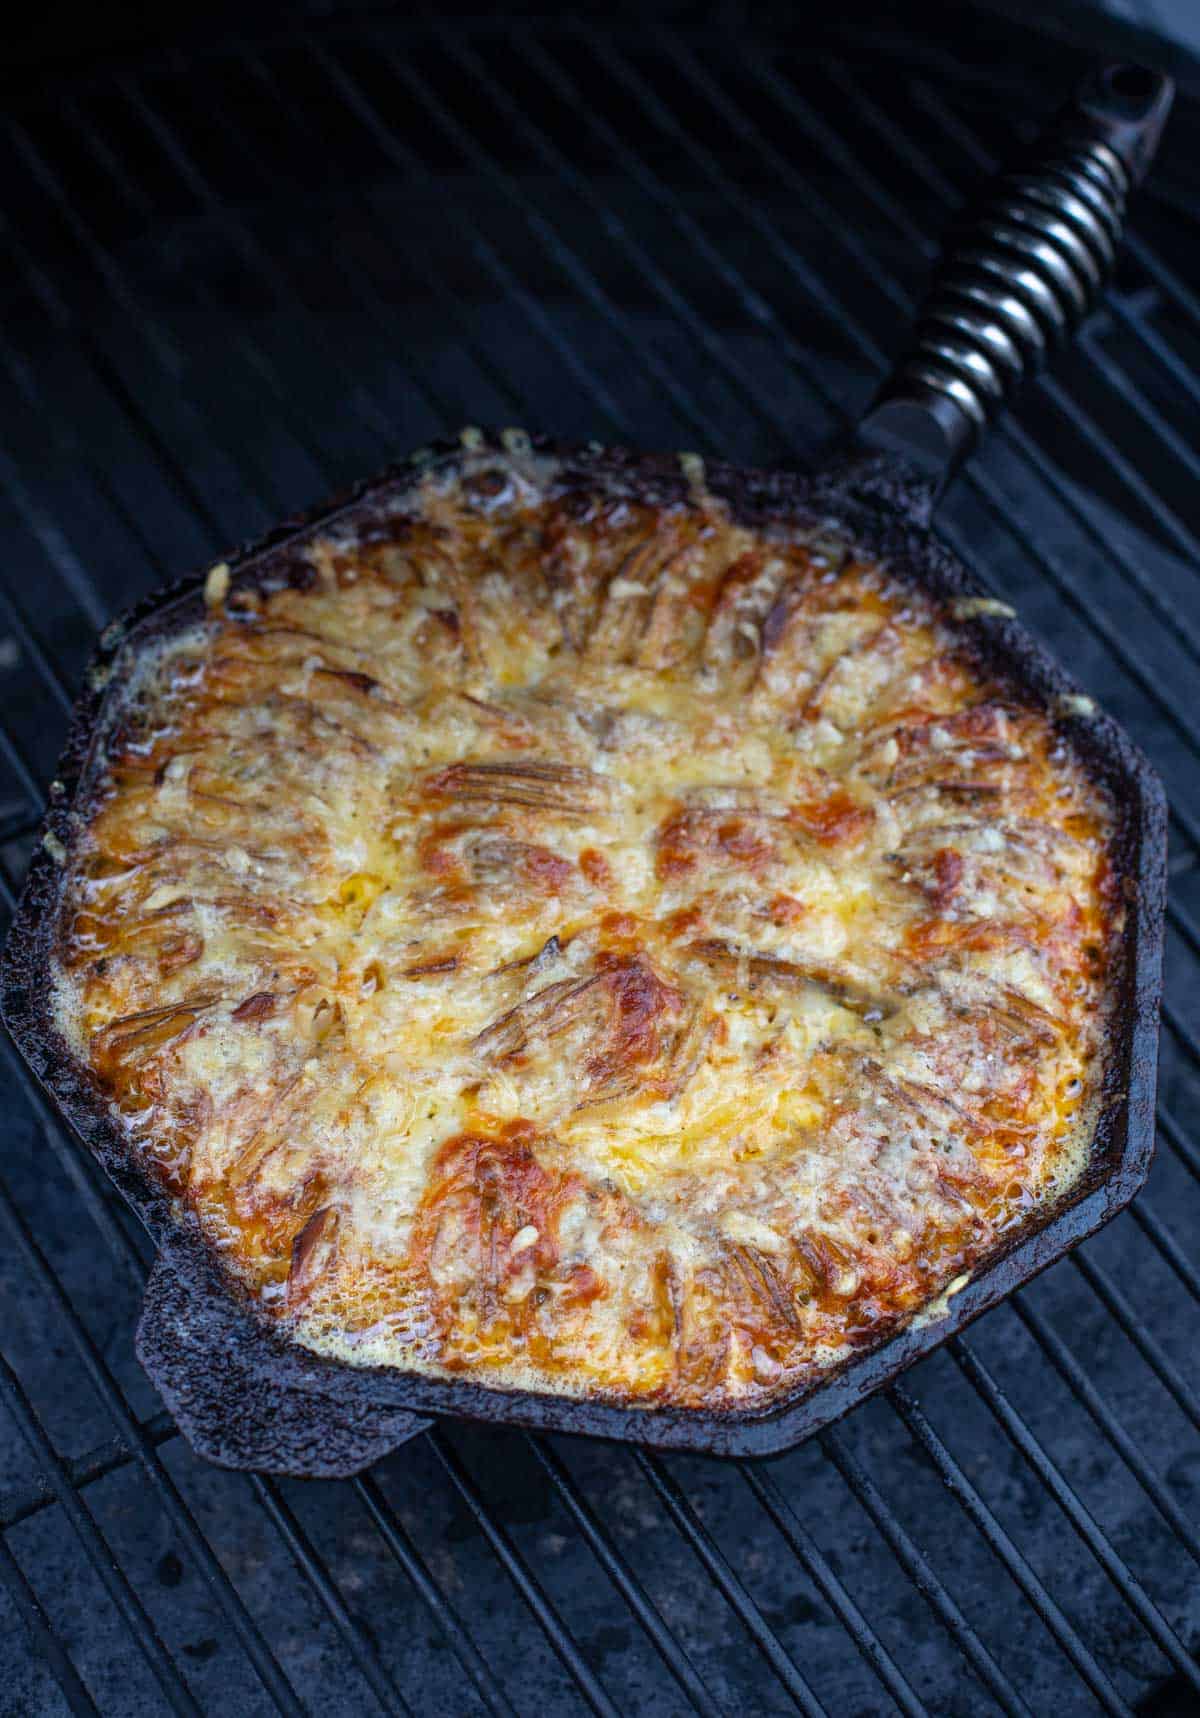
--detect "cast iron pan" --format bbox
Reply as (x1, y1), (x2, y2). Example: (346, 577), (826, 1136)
(0, 65), (1172, 1475)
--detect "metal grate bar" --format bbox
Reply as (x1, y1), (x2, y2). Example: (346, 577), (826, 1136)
(1124, 231), (1200, 373)
(819, 1426), (1032, 1718)
(0, 1531), (100, 1717)
(235, 45), (533, 431)
(13, 80), (410, 621)
(1072, 1254), (1200, 1433)
(1162, 814), (1196, 872)
(1167, 895), (1200, 968)
(0, 212), (260, 614)
(1010, 1293), (1200, 1570)
(3, 120), (267, 547)
(353, 1475), (517, 1718)
(0, 1023), (153, 1294)
(193, 37), (593, 468)
(248, 1475), (411, 1717)
(57, 92), (376, 494)
(0, 1385), (504, 1718)
(1128, 1203), (1200, 1303)
(581, 26), (888, 377)
(741, 1466), (926, 1718)
(426, 1427), (622, 1718)
(0, 811), (47, 848)
(0, 211), (205, 622)
(360, 41), (726, 447)
(525, 1438), (721, 1718)
(0, 237), (124, 634)
(23, 1362), (1170, 1718)
(1164, 904), (1200, 993)
(0, 292), (113, 707)
(0, 708), (44, 812)
(1144, 172), (1200, 227)
(0, 1177), (301, 1714)
(438, 29), (800, 449)
(889, 1382), (1131, 1716)
(98, 72), (379, 472)
(304, 37), (633, 439)
(949, 1337), (1200, 1695)
(633, 1451), (827, 1718)
(0, 1414), (177, 1533)
(0, 540), (74, 715)
(524, 28), (802, 366)
(2, 1403), (717, 1718)
(1163, 1002), (1200, 1084)
(2, 84), (459, 717)
(0, 1353), (201, 1715)
(36, 1109), (150, 1286)
(0, 289), (176, 619)
(0, 428), (109, 640)
(1157, 1107), (1200, 1182)
(110, 69), (414, 461)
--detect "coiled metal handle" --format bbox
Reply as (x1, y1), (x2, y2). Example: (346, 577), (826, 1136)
(856, 63), (1174, 494)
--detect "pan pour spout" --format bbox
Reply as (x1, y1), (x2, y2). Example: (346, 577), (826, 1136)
(848, 62), (1174, 509)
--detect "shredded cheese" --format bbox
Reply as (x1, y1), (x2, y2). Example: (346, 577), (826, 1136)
(52, 449), (1120, 1411)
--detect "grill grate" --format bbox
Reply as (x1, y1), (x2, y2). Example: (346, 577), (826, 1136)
(1, 5), (1199, 1714)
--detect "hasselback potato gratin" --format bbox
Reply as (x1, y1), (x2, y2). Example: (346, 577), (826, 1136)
(51, 445), (1121, 1412)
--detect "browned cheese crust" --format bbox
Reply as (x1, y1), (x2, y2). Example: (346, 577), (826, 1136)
(53, 449), (1121, 1411)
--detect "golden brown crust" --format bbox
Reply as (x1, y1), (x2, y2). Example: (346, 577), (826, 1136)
(53, 451), (1120, 1410)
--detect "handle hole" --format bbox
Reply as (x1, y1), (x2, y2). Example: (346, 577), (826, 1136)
(1101, 64), (1161, 111)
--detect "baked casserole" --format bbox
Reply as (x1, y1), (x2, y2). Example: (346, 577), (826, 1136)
(47, 441), (1122, 1414)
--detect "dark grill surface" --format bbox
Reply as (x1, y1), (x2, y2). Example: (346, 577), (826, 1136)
(2, 5), (1200, 1715)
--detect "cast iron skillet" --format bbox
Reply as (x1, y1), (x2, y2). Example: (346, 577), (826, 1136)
(0, 65), (1172, 1476)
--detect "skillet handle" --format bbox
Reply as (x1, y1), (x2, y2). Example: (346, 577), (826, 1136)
(854, 63), (1174, 495)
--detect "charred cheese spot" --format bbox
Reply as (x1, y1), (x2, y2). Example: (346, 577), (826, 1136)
(52, 449), (1121, 1411)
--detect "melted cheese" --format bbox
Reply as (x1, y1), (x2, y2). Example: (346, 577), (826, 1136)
(52, 448), (1121, 1411)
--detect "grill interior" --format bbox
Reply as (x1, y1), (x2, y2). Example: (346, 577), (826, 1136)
(2, 4), (1200, 1714)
